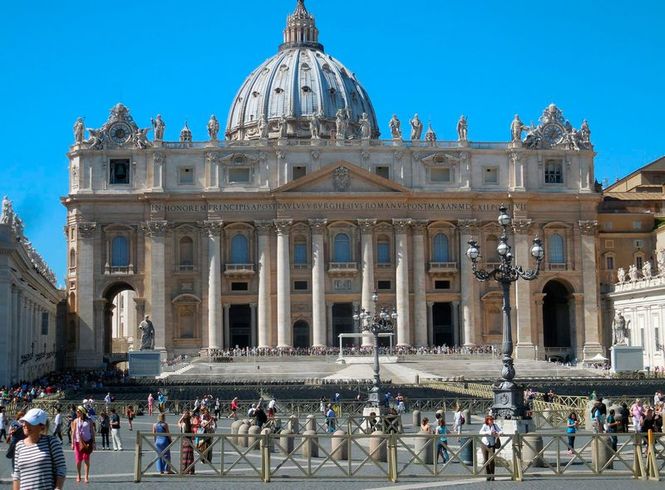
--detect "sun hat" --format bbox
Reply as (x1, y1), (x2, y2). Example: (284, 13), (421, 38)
(76, 405), (88, 416)
(20, 408), (48, 426)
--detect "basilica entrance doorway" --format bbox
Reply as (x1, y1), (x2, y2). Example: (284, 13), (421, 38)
(542, 280), (573, 361)
(332, 303), (355, 348)
(293, 320), (310, 348)
(432, 303), (454, 346)
(228, 305), (252, 349)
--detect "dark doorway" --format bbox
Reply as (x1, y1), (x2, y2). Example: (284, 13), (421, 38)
(332, 303), (355, 347)
(229, 305), (252, 348)
(432, 303), (454, 346)
(293, 320), (310, 348)
(543, 281), (572, 348)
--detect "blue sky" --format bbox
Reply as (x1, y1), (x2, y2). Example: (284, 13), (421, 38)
(1, 0), (664, 284)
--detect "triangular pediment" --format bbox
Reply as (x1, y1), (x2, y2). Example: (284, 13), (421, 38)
(275, 161), (410, 194)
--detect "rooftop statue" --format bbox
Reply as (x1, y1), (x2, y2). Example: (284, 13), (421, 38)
(523, 104), (592, 150)
(628, 264), (639, 282)
(456, 115), (468, 142)
(73, 117), (85, 144)
(278, 116), (288, 138)
(410, 113), (423, 140)
(208, 114), (220, 141)
(616, 266), (626, 284)
(642, 260), (653, 279)
(359, 113), (371, 140)
(510, 114), (524, 143)
(133, 128), (151, 149)
(258, 114), (268, 139)
(580, 119), (591, 144)
(336, 108), (349, 140)
(152, 114), (166, 141)
(138, 315), (155, 350)
(310, 112), (322, 139)
(389, 114), (401, 140)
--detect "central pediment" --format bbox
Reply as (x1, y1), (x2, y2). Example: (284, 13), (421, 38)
(274, 161), (410, 194)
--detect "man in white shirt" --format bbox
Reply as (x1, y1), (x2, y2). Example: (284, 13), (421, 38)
(52, 407), (63, 442)
(0, 407), (7, 442)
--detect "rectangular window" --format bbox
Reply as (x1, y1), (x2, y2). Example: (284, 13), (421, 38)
(376, 242), (390, 264)
(377, 280), (391, 290)
(483, 167), (498, 185)
(545, 159), (563, 184)
(293, 166), (307, 180)
(434, 280), (450, 290)
(294, 280), (308, 291)
(430, 168), (451, 183)
(41, 312), (48, 335)
(228, 168), (251, 183)
(179, 167), (194, 185)
(606, 256), (614, 270)
(294, 243), (307, 265)
(109, 159), (130, 184)
(231, 282), (248, 291)
(375, 166), (390, 179)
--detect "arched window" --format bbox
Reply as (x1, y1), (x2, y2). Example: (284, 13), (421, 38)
(111, 236), (129, 267)
(231, 234), (249, 264)
(548, 233), (565, 264)
(69, 249), (76, 269)
(432, 233), (449, 262)
(294, 238), (307, 265)
(334, 233), (351, 262)
(179, 237), (194, 268)
(377, 238), (391, 264)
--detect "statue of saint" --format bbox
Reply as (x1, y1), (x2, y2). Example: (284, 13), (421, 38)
(359, 113), (371, 140)
(151, 115), (165, 141)
(278, 116), (288, 138)
(310, 112), (322, 139)
(628, 264), (639, 282)
(133, 128), (151, 149)
(138, 315), (155, 350)
(580, 119), (591, 143)
(258, 115), (268, 139)
(617, 267), (626, 284)
(207, 114), (220, 141)
(643, 260), (653, 279)
(510, 114), (524, 142)
(612, 312), (629, 346)
(456, 115), (468, 142)
(389, 114), (401, 139)
(410, 113), (423, 140)
(335, 109), (348, 140)
(73, 117), (85, 144)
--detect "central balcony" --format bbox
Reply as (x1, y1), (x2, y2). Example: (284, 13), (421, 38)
(428, 262), (458, 276)
(328, 262), (358, 277)
(224, 263), (255, 278)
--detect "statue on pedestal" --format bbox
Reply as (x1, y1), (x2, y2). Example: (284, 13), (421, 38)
(612, 313), (629, 346)
(335, 109), (348, 140)
(310, 112), (322, 139)
(278, 116), (288, 139)
(138, 315), (155, 350)
(258, 115), (268, 139)
(580, 119), (591, 144)
(359, 113), (371, 140)
(642, 260), (653, 279)
(410, 113), (423, 140)
(151, 115), (165, 141)
(456, 115), (468, 142)
(628, 264), (639, 282)
(73, 117), (85, 144)
(389, 114), (401, 139)
(510, 114), (525, 143)
(207, 114), (220, 141)
(617, 267), (626, 284)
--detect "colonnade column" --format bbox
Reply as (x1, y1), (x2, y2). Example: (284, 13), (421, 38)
(203, 221), (224, 351)
(358, 219), (376, 347)
(76, 222), (97, 365)
(275, 220), (293, 348)
(143, 220), (168, 352)
(412, 220), (428, 347)
(309, 219), (327, 348)
(393, 219), (412, 347)
(579, 220), (603, 359)
(255, 221), (273, 348)
(458, 219), (478, 346)
(513, 219), (536, 360)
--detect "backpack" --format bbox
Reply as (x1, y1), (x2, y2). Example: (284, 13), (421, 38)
(459, 413), (465, 425)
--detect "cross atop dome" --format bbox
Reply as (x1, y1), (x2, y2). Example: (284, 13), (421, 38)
(281, 0), (323, 51)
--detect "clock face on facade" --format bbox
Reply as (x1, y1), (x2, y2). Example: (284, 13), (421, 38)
(542, 124), (564, 145)
(109, 122), (132, 145)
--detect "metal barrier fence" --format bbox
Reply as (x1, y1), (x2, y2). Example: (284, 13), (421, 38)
(133, 429), (663, 482)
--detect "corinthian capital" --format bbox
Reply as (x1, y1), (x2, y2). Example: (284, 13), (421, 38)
(392, 218), (412, 233)
(412, 220), (429, 234)
(308, 218), (327, 234)
(457, 219), (477, 234)
(274, 219), (293, 236)
(254, 220), (273, 235)
(77, 222), (97, 239)
(578, 220), (598, 235)
(512, 219), (532, 235)
(201, 220), (224, 238)
(357, 219), (376, 234)
(141, 220), (168, 237)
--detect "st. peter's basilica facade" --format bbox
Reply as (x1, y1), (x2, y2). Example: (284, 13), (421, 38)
(63, 0), (603, 368)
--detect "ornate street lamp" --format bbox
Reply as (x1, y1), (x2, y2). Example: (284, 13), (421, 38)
(465, 205), (544, 418)
(353, 292), (397, 408)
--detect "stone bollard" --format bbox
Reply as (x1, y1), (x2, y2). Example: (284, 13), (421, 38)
(521, 434), (545, 467)
(306, 414), (317, 432)
(369, 430), (387, 462)
(279, 429), (294, 455)
(301, 430), (319, 458)
(331, 429), (348, 461)
(261, 428), (274, 452)
(231, 419), (244, 444)
(238, 421), (250, 448)
(592, 435), (614, 471)
(287, 415), (299, 434)
(415, 430), (434, 464)
(412, 410), (421, 428)
(248, 425), (262, 451)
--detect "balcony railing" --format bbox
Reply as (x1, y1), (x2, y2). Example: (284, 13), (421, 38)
(105, 265), (134, 275)
(376, 262), (393, 269)
(547, 262), (568, 271)
(328, 262), (358, 276)
(178, 264), (195, 272)
(224, 264), (255, 277)
(292, 263), (310, 270)
(428, 262), (458, 274)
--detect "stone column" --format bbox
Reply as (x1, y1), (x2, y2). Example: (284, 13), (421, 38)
(579, 220), (603, 359)
(255, 221), (272, 348)
(275, 220), (293, 348)
(412, 221), (428, 347)
(358, 219), (376, 347)
(427, 301), (434, 346)
(452, 300), (460, 346)
(458, 220), (478, 346)
(143, 221), (168, 352)
(513, 219), (535, 360)
(309, 219), (327, 348)
(76, 222), (97, 365)
(203, 221), (224, 351)
(393, 219), (412, 347)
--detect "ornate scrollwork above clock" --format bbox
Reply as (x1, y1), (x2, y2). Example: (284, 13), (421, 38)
(82, 103), (152, 150)
(522, 104), (592, 151)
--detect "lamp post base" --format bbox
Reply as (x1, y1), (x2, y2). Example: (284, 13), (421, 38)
(491, 382), (527, 419)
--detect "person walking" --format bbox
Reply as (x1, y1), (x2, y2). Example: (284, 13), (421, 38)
(0, 406), (8, 442)
(11, 408), (66, 490)
(125, 405), (135, 431)
(606, 408), (619, 451)
(52, 407), (63, 442)
(436, 418), (450, 463)
(110, 408), (123, 451)
(479, 415), (503, 481)
(147, 393), (154, 416)
(152, 413), (173, 474)
(452, 404), (464, 435)
(71, 405), (95, 483)
(325, 404), (336, 433)
(228, 397), (239, 419)
(178, 410), (195, 474)
(631, 399), (644, 433)
(98, 412), (110, 450)
(566, 412), (580, 454)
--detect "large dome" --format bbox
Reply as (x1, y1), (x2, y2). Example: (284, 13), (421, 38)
(225, 0), (379, 141)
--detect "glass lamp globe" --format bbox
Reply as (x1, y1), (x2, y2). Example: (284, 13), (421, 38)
(497, 241), (509, 256)
(531, 241), (544, 260)
(466, 245), (479, 260)
(498, 208), (511, 227)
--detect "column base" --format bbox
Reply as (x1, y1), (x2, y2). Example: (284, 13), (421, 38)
(515, 343), (536, 360)
(582, 342), (605, 362)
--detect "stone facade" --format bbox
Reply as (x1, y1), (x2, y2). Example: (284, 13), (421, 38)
(0, 197), (63, 385)
(62, 1), (603, 368)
